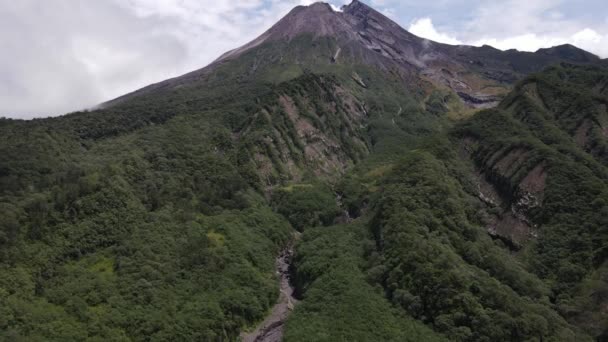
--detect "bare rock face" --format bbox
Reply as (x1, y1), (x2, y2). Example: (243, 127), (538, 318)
(266, 2), (353, 40)
(244, 75), (370, 186)
(216, 2), (355, 63)
(223, 0), (439, 71)
(462, 136), (548, 249)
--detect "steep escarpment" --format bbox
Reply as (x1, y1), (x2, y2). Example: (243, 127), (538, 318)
(452, 64), (608, 338)
(238, 74), (370, 185)
(454, 64), (608, 246)
(285, 64), (608, 341)
(365, 151), (583, 341)
(460, 136), (545, 247)
(507, 64), (608, 165)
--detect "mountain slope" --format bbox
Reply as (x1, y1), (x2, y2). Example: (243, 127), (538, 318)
(104, 0), (598, 110)
(0, 1), (607, 341)
(454, 63), (608, 338)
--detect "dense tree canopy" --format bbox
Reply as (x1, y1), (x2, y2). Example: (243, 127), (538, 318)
(1, 47), (607, 342)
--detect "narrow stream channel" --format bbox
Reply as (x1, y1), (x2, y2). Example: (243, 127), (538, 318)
(240, 245), (297, 342)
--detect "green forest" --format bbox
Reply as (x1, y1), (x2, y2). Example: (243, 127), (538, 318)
(1, 30), (608, 342)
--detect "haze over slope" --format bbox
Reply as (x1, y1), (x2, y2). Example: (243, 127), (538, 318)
(0, 1), (607, 341)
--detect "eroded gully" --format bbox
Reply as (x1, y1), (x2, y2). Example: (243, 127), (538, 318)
(240, 243), (298, 342)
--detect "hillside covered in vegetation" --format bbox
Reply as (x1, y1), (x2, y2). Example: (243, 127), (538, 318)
(1, 1), (607, 341)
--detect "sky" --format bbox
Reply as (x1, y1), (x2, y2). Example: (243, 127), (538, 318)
(1, 0), (607, 119)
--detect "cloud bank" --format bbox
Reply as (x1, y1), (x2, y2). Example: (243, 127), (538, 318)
(402, 0), (608, 57)
(408, 18), (608, 58)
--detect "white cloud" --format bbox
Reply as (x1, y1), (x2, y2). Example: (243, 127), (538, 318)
(469, 28), (608, 57)
(471, 34), (564, 52)
(408, 18), (462, 45)
(464, 0), (568, 37)
(0, 1), (189, 119)
(457, 0), (608, 57)
(572, 28), (603, 44)
(407, 14), (608, 58)
(564, 29), (608, 57)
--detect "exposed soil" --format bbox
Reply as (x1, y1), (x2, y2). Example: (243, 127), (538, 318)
(494, 148), (530, 176)
(488, 211), (533, 249)
(519, 163), (547, 196)
(575, 119), (592, 147)
(240, 246), (298, 342)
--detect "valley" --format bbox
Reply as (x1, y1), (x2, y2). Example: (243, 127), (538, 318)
(1, 1), (607, 341)
(241, 245), (297, 342)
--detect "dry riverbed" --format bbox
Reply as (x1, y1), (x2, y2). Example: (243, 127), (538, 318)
(240, 246), (297, 342)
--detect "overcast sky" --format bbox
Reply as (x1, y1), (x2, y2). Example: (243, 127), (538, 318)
(1, 0), (607, 119)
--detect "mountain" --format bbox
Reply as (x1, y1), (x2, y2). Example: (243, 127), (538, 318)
(1, 1), (607, 341)
(105, 0), (599, 109)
